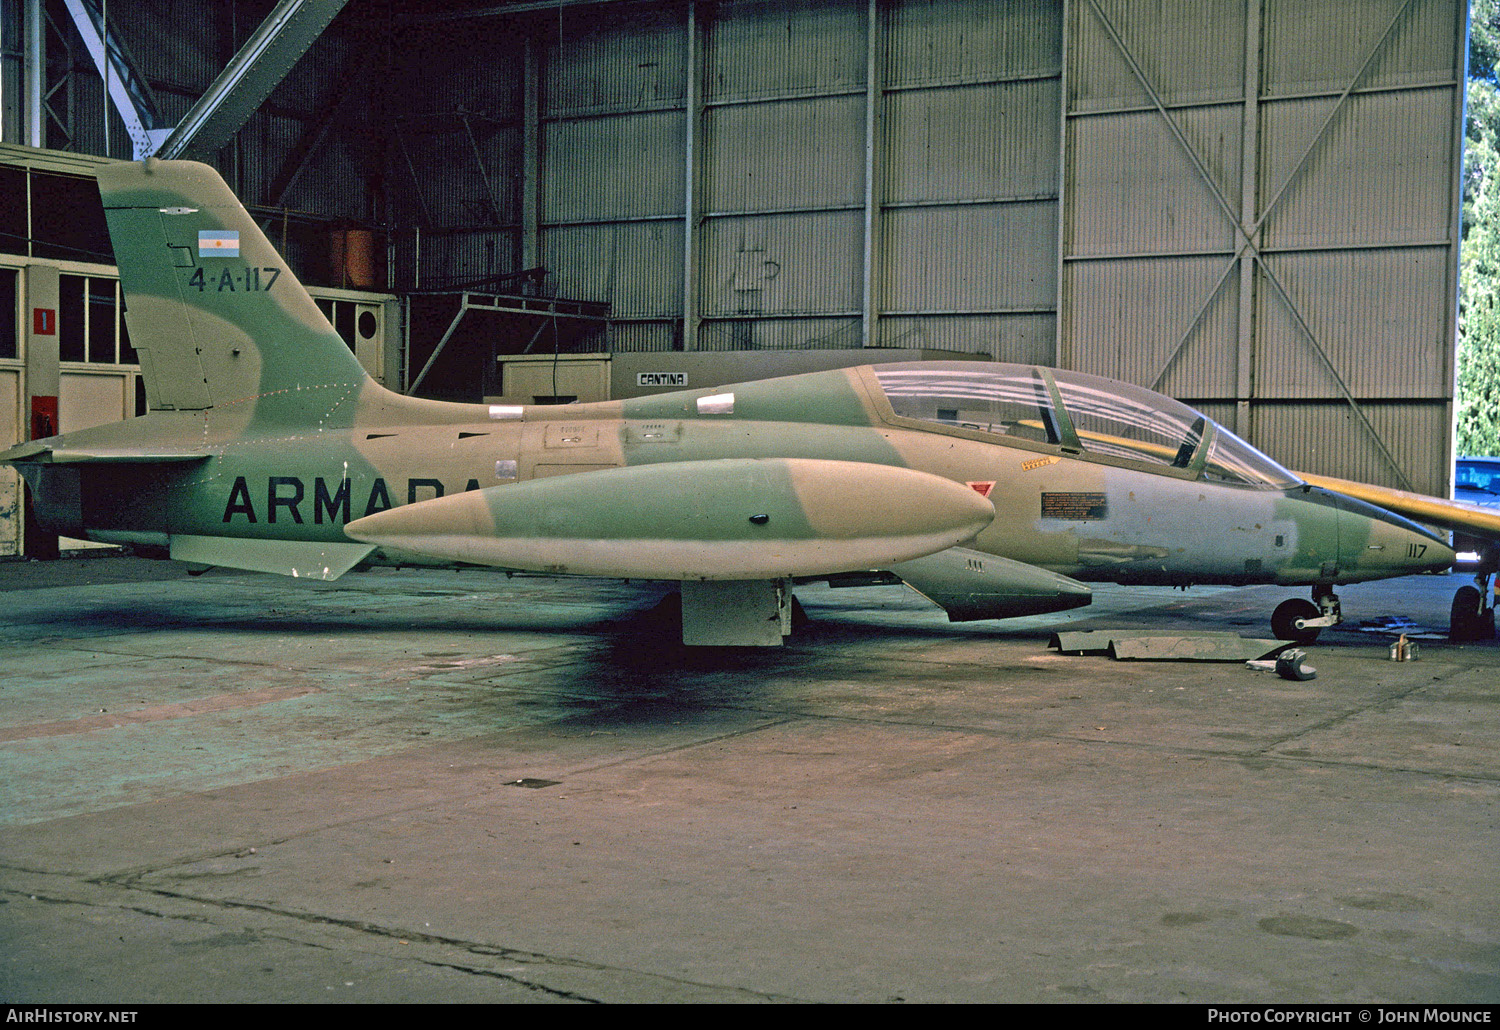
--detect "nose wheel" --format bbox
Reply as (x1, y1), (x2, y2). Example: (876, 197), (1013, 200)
(1450, 546), (1497, 642)
(1272, 587), (1341, 643)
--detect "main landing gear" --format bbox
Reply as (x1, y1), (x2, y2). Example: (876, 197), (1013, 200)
(1450, 545), (1498, 642)
(1272, 557), (1500, 644)
(1271, 586), (1342, 644)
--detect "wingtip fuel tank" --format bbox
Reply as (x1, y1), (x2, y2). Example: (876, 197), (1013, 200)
(345, 458), (997, 580)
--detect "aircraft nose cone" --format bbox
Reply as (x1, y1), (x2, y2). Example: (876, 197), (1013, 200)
(1339, 497), (1456, 577)
(1362, 515), (1456, 574)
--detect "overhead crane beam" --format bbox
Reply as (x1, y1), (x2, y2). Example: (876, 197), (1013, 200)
(154, 0), (349, 161)
(59, 0), (349, 162)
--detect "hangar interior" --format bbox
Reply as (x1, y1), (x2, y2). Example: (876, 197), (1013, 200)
(0, 0), (1471, 557)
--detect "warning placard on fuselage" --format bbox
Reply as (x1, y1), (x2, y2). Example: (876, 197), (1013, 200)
(1041, 492), (1108, 520)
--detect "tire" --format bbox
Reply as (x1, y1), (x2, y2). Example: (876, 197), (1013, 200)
(1450, 585), (1486, 642)
(1272, 598), (1322, 643)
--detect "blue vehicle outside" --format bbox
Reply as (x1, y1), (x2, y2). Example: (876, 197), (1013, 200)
(1455, 457), (1500, 564)
(1451, 458), (1500, 640)
(1456, 456), (1500, 510)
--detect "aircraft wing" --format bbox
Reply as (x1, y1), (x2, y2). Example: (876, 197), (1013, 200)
(1295, 472), (1500, 543)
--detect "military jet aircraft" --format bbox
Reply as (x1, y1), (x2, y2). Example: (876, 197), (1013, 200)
(0, 159), (1477, 645)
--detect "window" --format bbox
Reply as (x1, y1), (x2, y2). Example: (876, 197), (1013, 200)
(0, 168), (25, 259)
(877, 363), (1301, 490)
(1458, 460), (1500, 494)
(59, 274), (83, 361)
(30, 172), (112, 263)
(1050, 372), (1205, 468)
(1201, 430), (1301, 490)
(87, 279), (116, 363)
(315, 297), (357, 351)
(59, 274), (130, 365)
(0, 268), (16, 359)
(876, 365), (1063, 445)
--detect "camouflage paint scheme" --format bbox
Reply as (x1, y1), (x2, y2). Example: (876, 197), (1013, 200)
(0, 160), (1465, 644)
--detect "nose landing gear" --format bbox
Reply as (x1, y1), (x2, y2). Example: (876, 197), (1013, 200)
(1272, 587), (1342, 643)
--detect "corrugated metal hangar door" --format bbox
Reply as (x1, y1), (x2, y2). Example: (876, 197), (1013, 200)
(404, 0), (1464, 494)
(1058, 0), (1465, 497)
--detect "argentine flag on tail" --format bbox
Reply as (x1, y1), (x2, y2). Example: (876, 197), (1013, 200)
(198, 230), (239, 257)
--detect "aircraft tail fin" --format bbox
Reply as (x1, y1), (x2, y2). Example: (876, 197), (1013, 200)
(96, 158), (372, 425)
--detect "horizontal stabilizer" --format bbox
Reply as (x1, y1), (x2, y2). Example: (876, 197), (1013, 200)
(1297, 472), (1500, 542)
(891, 546), (1092, 621)
(170, 534), (374, 581)
(0, 441), (210, 465)
(345, 458), (995, 580)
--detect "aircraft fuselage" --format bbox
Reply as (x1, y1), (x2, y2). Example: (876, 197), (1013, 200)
(33, 404), (1444, 591)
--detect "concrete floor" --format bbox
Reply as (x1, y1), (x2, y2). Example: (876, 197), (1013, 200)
(0, 555), (1495, 1004)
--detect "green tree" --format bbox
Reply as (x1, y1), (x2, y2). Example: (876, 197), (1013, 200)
(1459, 0), (1500, 455)
(1458, 109), (1500, 456)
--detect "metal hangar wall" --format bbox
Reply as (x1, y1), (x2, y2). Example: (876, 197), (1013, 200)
(391, 0), (1466, 497)
(0, 0), (1471, 514)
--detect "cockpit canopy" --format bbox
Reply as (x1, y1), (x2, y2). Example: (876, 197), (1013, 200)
(873, 363), (1301, 490)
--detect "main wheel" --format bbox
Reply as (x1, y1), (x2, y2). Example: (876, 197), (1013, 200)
(1450, 585), (1495, 642)
(1272, 598), (1322, 643)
